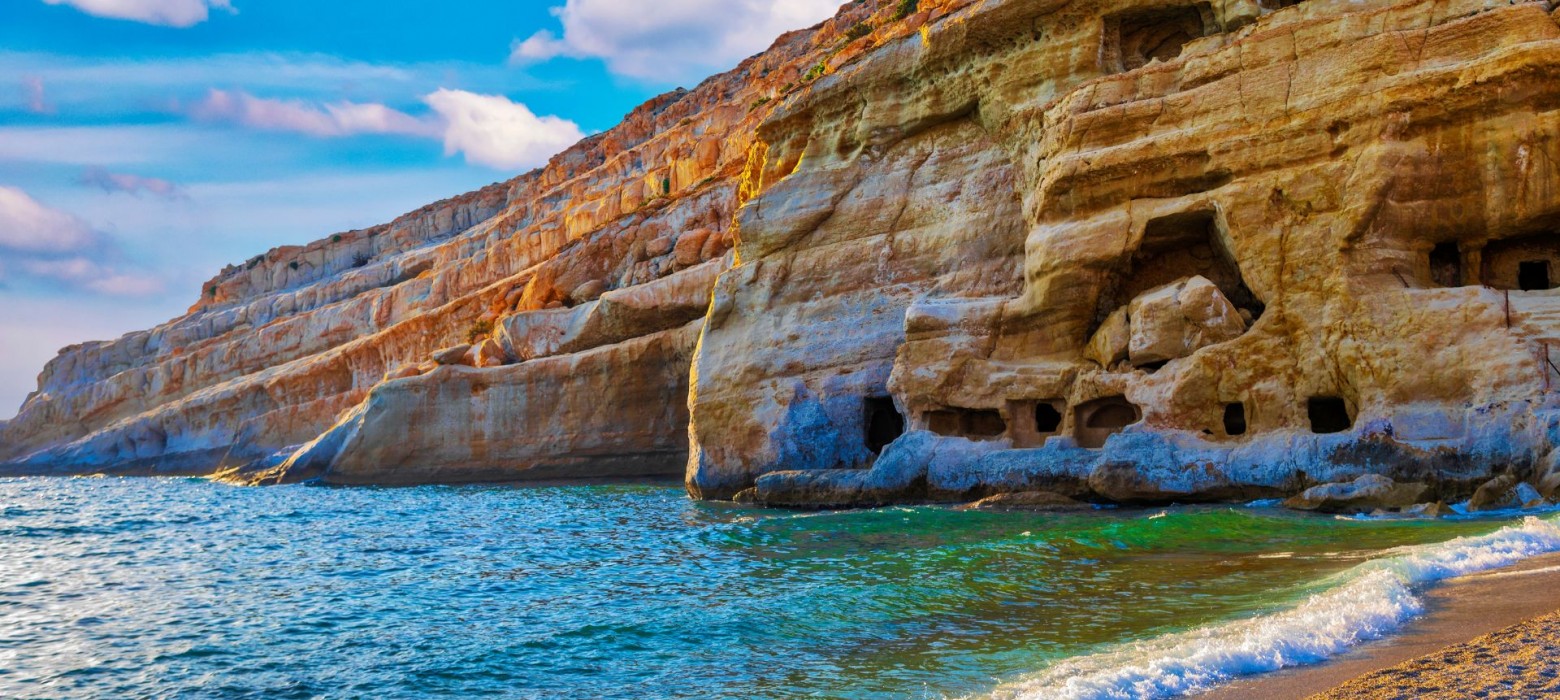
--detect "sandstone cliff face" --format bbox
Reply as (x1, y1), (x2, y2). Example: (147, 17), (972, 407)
(687, 0), (1560, 505)
(6, 0), (1560, 508)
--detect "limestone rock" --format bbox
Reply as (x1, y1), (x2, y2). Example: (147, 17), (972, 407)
(1469, 475), (1548, 512)
(1127, 276), (1247, 367)
(1085, 307), (1130, 368)
(1284, 475), (1433, 515)
(432, 345), (473, 366)
(469, 339), (508, 369)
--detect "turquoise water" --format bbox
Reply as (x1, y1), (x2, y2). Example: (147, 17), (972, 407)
(0, 478), (1546, 699)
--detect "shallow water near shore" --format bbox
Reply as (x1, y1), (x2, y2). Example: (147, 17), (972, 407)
(0, 478), (1552, 699)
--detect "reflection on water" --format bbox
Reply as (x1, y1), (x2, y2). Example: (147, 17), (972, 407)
(0, 478), (1522, 699)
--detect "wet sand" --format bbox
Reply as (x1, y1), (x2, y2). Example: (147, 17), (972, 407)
(1199, 553), (1560, 700)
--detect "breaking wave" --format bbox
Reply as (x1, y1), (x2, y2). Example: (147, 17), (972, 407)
(981, 515), (1560, 700)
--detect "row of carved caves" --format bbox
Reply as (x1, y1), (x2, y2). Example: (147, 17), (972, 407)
(860, 393), (1355, 456)
(1424, 233), (1560, 292)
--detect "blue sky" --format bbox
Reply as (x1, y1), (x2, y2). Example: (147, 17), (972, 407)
(0, 0), (842, 418)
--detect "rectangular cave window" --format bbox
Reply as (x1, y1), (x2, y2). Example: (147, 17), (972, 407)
(1429, 242), (1462, 287)
(864, 396), (905, 455)
(1035, 402), (1064, 434)
(925, 407), (1008, 440)
(1105, 4), (1212, 74)
(1307, 397), (1352, 434)
(1520, 261), (1552, 292)
(1074, 396), (1141, 449)
(1223, 403), (1247, 437)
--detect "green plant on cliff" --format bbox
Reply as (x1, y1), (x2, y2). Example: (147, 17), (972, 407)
(749, 96), (772, 111)
(465, 319), (494, 344)
(843, 22), (872, 42)
(894, 0), (919, 20)
(661, 177), (672, 195)
(804, 61), (828, 82)
(332, 234), (342, 243)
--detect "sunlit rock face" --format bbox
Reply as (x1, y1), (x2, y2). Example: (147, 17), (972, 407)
(7, 0), (1560, 505)
(685, 0), (1560, 506)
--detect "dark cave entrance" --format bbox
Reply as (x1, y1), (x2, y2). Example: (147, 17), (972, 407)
(926, 408), (1008, 441)
(1429, 242), (1463, 287)
(864, 397), (905, 455)
(1034, 403), (1064, 434)
(1307, 397), (1352, 434)
(1223, 403), (1248, 437)
(1520, 261), (1552, 292)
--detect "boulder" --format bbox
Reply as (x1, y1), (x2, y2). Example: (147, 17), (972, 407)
(962, 491), (1090, 511)
(569, 280), (607, 305)
(1283, 474), (1432, 514)
(1085, 307), (1130, 368)
(432, 344), (473, 366)
(1538, 451), (1560, 500)
(674, 228), (712, 267)
(1128, 276), (1247, 367)
(468, 339), (508, 368)
(1469, 474), (1547, 512)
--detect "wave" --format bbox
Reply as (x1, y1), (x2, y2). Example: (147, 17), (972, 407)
(978, 515), (1560, 700)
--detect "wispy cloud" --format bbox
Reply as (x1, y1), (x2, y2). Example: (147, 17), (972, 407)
(0, 185), (164, 296)
(190, 88), (441, 138)
(79, 167), (185, 199)
(511, 0), (841, 82)
(40, 0), (236, 28)
(186, 88), (583, 170)
(22, 76), (51, 114)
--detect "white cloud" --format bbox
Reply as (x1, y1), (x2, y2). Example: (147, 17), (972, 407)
(190, 89), (440, 138)
(187, 88), (583, 171)
(0, 185), (98, 254)
(511, 0), (843, 82)
(423, 89), (585, 170)
(40, 0), (235, 28)
(80, 167), (185, 200)
(0, 186), (163, 296)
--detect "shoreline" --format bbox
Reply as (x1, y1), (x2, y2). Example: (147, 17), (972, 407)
(1199, 551), (1560, 699)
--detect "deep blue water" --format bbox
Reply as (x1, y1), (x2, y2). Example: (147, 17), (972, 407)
(0, 478), (1530, 699)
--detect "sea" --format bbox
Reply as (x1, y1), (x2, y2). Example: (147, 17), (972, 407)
(3, 477), (1558, 699)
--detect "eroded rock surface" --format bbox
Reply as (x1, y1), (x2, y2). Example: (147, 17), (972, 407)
(5, 0), (1560, 506)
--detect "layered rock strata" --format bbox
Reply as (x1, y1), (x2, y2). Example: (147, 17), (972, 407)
(5, 0), (1560, 508)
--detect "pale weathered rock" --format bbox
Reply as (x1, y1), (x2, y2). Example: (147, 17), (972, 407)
(1127, 276), (1247, 367)
(1085, 307), (1130, 368)
(433, 345), (473, 366)
(1469, 475), (1549, 512)
(1284, 475), (1433, 514)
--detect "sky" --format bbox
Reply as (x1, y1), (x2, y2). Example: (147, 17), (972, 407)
(0, 0), (844, 419)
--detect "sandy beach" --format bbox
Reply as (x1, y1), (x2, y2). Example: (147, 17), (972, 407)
(1201, 553), (1560, 699)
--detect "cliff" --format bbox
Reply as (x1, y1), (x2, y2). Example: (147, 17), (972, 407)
(6, 0), (1560, 510)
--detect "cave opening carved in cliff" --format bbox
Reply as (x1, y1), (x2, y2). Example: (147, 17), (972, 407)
(925, 408), (1007, 441)
(1105, 3), (1214, 73)
(1308, 396), (1353, 434)
(1429, 241), (1464, 287)
(1075, 396), (1141, 449)
(864, 397), (905, 455)
(1092, 209), (1264, 336)
(1483, 232), (1560, 291)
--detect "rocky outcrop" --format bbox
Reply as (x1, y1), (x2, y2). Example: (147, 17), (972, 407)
(6, 0), (1560, 508)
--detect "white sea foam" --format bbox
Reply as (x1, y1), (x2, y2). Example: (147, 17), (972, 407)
(980, 516), (1560, 700)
